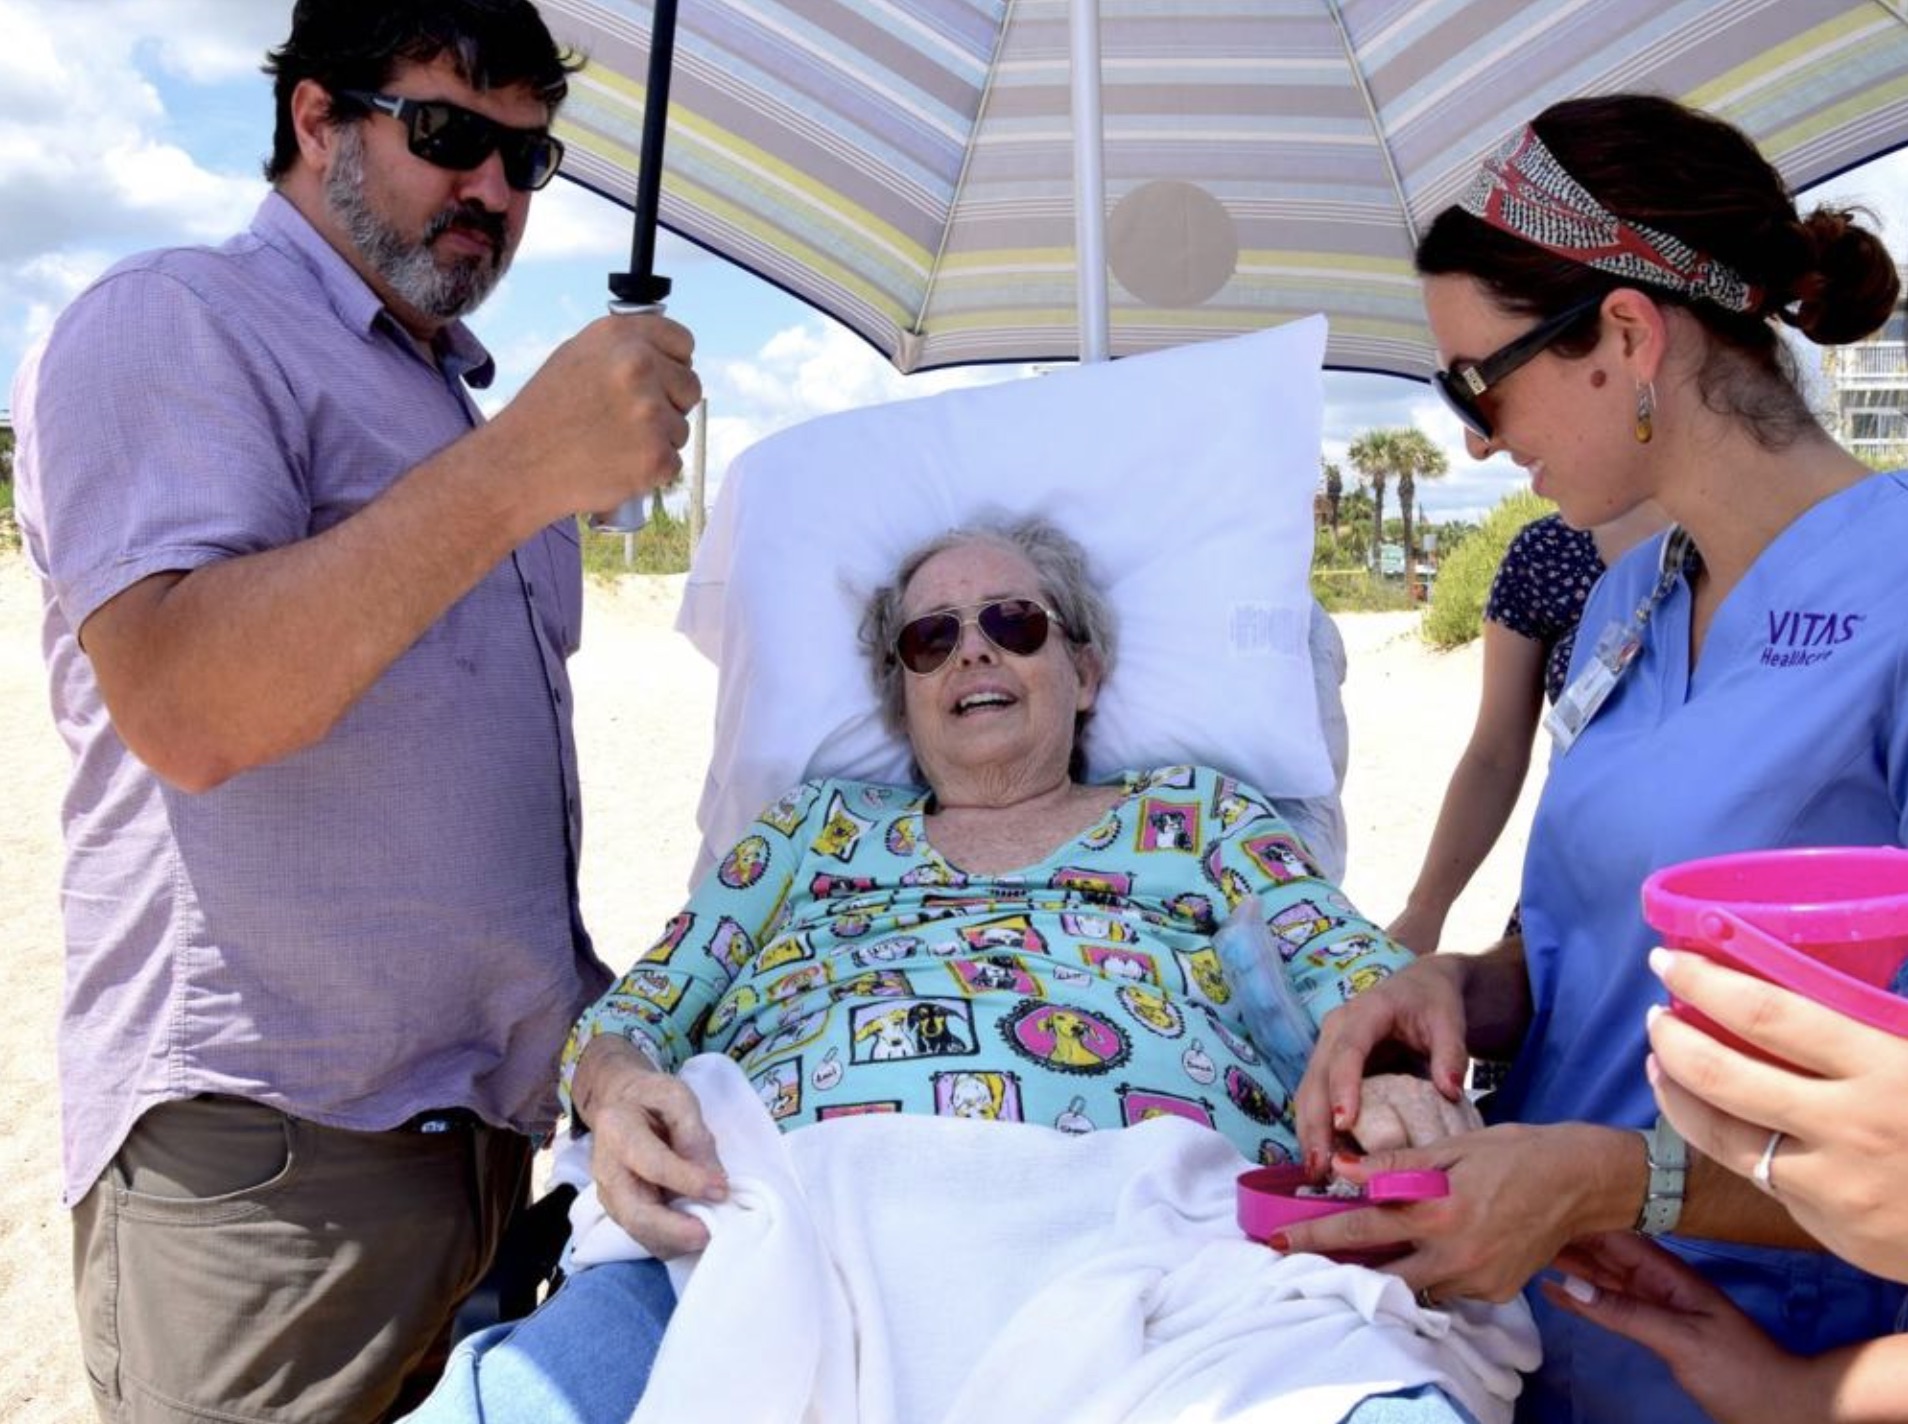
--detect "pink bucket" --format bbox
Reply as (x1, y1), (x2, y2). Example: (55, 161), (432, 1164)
(1640, 846), (1908, 1045)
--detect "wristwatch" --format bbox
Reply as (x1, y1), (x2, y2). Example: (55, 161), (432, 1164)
(1634, 1113), (1688, 1237)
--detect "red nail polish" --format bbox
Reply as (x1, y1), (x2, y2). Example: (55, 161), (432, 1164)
(1268, 1233), (1291, 1252)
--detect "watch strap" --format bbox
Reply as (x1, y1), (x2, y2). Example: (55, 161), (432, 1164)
(1634, 1113), (1688, 1237)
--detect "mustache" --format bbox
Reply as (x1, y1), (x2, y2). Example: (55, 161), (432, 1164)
(424, 202), (507, 259)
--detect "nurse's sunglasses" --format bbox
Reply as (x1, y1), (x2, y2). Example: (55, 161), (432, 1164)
(893, 599), (1066, 676)
(338, 90), (565, 192)
(1432, 295), (1603, 441)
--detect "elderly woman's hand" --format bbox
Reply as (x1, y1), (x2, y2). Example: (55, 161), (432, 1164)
(1350, 1073), (1483, 1152)
(1648, 948), (1908, 1283)
(1293, 952), (1472, 1173)
(572, 1036), (729, 1257)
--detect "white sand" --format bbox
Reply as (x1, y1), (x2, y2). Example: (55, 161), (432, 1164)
(0, 554), (1537, 1422)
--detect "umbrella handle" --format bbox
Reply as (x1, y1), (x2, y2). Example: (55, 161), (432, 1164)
(589, 301), (669, 533)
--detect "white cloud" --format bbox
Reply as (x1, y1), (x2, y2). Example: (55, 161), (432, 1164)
(692, 321), (1016, 497)
(517, 180), (633, 264)
(519, 184), (737, 279)
(0, 0), (267, 275)
(127, 0), (290, 84)
(100, 137), (255, 228)
(1319, 372), (1527, 525)
(474, 313), (1014, 503)
(1804, 148), (1908, 245)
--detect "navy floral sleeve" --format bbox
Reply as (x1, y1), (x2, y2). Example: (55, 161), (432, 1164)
(562, 766), (1413, 1166)
(1484, 513), (1607, 704)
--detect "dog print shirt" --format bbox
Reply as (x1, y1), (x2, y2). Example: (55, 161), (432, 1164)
(563, 766), (1411, 1163)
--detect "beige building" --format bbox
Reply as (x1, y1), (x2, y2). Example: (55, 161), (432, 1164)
(1821, 270), (1908, 457)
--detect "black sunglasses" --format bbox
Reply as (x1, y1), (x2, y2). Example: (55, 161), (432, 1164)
(1432, 295), (1604, 441)
(338, 90), (565, 192)
(893, 598), (1066, 676)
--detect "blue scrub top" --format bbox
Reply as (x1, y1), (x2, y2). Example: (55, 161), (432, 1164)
(1493, 473), (1908, 1423)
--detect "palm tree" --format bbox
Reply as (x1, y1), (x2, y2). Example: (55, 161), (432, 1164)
(1390, 429), (1449, 595)
(1346, 430), (1401, 573)
(1320, 459), (1343, 537)
(1348, 428), (1450, 591)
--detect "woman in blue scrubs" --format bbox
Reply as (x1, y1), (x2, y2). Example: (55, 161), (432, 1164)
(1285, 93), (1908, 1423)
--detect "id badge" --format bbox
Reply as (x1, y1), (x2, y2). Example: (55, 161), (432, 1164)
(1544, 621), (1643, 752)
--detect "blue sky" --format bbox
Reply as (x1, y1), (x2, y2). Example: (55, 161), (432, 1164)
(5, 0), (1906, 523)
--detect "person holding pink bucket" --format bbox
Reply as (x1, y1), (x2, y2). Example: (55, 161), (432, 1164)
(1282, 91), (1908, 1424)
(1640, 844), (1908, 1285)
(1522, 848), (1908, 1417)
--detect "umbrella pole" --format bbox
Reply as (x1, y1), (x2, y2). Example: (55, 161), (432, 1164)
(1070, 0), (1110, 364)
(613, 0), (678, 310)
(594, 0), (681, 535)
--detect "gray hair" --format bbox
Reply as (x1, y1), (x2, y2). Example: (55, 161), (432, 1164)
(859, 515), (1118, 777)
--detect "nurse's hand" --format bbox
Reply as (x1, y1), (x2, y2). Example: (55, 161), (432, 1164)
(1546, 1231), (1836, 1424)
(1272, 1121), (1638, 1304)
(1647, 947), (1908, 1283)
(1294, 953), (1472, 1174)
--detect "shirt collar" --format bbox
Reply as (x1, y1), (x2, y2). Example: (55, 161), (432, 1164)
(250, 191), (498, 389)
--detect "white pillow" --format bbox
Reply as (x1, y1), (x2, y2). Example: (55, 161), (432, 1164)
(677, 317), (1331, 881)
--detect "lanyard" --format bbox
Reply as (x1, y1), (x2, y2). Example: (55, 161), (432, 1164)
(1544, 526), (1691, 753)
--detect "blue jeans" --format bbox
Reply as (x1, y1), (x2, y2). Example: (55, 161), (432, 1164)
(1345, 1386), (1480, 1424)
(401, 1259), (1474, 1424)
(398, 1260), (676, 1424)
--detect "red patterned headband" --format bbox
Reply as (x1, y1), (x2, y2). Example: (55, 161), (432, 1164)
(1459, 126), (1763, 315)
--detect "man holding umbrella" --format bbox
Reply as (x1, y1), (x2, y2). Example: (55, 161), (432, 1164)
(9, 1), (699, 1420)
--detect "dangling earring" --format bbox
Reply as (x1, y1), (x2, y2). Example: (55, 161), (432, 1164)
(1635, 381), (1656, 444)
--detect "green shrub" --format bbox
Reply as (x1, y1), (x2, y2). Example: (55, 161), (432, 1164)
(1856, 444), (1908, 473)
(1311, 568), (1416, 613)
(1420, 488), (1554, 648)
(578, 505), (693, 579)
(0, 476), (15, 553)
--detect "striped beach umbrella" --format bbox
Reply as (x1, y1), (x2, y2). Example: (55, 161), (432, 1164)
(540, 0), (1908, 378)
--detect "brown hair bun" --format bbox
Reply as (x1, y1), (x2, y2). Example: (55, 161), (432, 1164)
(1781, 207), (1900, 345)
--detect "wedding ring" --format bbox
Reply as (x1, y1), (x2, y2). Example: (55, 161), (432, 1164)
(1751, 1129), (1785, 1195)
(1415, 1287), (1439, 1310)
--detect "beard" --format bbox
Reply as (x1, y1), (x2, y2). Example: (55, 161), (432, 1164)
(325, 124), (511, 322)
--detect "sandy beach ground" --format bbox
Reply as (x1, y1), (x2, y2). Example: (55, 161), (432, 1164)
(0, 553), (1537, 1422)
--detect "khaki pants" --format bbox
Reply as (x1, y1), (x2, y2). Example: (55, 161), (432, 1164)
(72, 1095), (531, 1424)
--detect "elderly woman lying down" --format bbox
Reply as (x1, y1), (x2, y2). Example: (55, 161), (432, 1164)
(406, 516), (1536, 1424)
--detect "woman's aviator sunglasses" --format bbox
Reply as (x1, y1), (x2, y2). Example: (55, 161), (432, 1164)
(894, 598), (1066, 676)
(338, 91), (565, 192)
(1432, 295), (1604, 441)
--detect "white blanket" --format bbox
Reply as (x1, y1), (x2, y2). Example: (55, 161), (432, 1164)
(557, 1056), (1539, 1424)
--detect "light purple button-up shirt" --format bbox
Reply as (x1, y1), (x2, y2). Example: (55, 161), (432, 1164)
(13, 193), (613, 1205)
